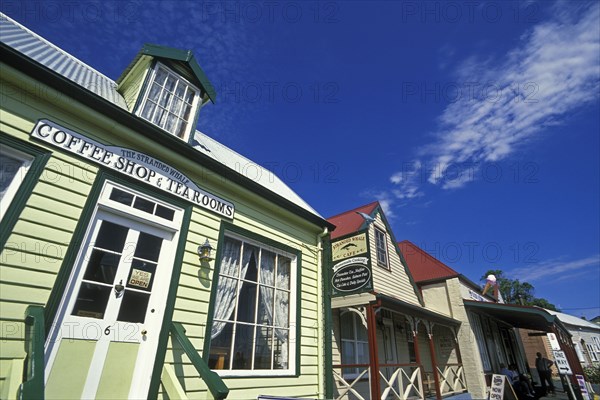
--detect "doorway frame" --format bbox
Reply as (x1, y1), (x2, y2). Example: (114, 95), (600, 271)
(43, 170), (192, 398)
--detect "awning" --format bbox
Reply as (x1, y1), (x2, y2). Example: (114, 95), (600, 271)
(376, 293), (461, 326)
(464, 300), (567, 332)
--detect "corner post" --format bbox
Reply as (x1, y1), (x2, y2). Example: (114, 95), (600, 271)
(367, 302), (381, 400)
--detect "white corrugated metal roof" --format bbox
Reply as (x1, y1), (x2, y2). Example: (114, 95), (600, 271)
(546, 309), (600, 330)
(1, 13), (323, 220)
(193, 131), (321, 216)
(0, 14), (128, 109)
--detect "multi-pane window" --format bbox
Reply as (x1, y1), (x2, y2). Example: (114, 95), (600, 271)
(209, 235), (295, 374)
(375, 227), (389, 268)
(139, 63), (200, 140)
(587, 344), (599, 362)
(0, 145), (33, 221)
(340, 311), (369, 377)
(592, 336), (600, 352)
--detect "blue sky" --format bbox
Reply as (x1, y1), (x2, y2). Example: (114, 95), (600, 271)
(3, 1), (599, 319)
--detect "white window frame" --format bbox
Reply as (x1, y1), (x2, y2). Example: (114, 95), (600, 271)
(587, 343), (599, 362)
(574, 342), (586, 363)
(0, 145), (34, 221)
(374, 227), (389, 269)
(209, 231), (298, 377)
(137, 62), (201, 142)
(592, 336), (600, 352)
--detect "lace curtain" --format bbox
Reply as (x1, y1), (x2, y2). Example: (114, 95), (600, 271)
(259, 252), (290, 368)
(211, 238), (251, 339)
(211, 238), (291, 369)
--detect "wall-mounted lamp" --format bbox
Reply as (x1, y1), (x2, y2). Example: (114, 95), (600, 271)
(198, 239), (214, 262)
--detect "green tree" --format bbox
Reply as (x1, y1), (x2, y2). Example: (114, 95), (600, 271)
(480, 270), (559, 310)
(529, 298), (559, 311)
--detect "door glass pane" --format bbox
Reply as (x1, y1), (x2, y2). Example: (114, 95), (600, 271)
(155, 205), (175, 221)
(83, 249), (120, 284)
(126, 259), (157, 292)
(133, 233), (163, 262)
(133, 197), (155, 214)
(72, 283), (111, 319)
(109, 188), (134, 206)
(95, 221), (128, 252)
(232, 324), (253, 369)
(117, 290), (150, 323)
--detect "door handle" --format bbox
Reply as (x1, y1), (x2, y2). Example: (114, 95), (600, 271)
(114, 280), (124, 297)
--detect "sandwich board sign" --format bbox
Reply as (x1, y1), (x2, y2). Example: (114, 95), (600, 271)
(553, 350), (572, 375)
(489, 374), (517, 400)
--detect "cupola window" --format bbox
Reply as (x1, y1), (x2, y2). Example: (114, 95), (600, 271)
(138, 63), (201, 141)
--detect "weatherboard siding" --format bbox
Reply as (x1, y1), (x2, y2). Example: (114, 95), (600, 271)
(369, 212), (421, 306)
(1, 62), (325, 397)
(118, 55), (152, 112)
(0, 86), (97, 392)
(159, 211), (323, 399)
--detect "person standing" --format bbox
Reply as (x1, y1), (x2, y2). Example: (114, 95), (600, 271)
(535, 352), (555, 395)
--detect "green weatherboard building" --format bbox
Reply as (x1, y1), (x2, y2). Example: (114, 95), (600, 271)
(0, 14), (335, 399)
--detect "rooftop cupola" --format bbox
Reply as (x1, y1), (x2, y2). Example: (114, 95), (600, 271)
(116, 44), (216, 143)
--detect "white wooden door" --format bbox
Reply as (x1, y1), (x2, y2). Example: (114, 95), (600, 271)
(45, 182), (183, 399)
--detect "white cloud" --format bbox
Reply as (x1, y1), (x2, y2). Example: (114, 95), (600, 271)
(510, 254), (600, 283)
(388, 1), (600, 198)
(426, 1), (600, 187)
(389, 160), (424, 199)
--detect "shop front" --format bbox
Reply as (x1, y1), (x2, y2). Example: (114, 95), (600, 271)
(0, 14), (334, 400)
(326, 202), (466, 400)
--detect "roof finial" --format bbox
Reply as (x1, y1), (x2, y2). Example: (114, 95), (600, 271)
(356, 211), (376, 226)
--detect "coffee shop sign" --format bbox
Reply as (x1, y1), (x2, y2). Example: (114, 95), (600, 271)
(31, 119), (234, 218)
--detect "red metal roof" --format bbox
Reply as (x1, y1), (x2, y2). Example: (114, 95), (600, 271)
(327, 201), (379, 239)
(398, 240), (459, 283)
